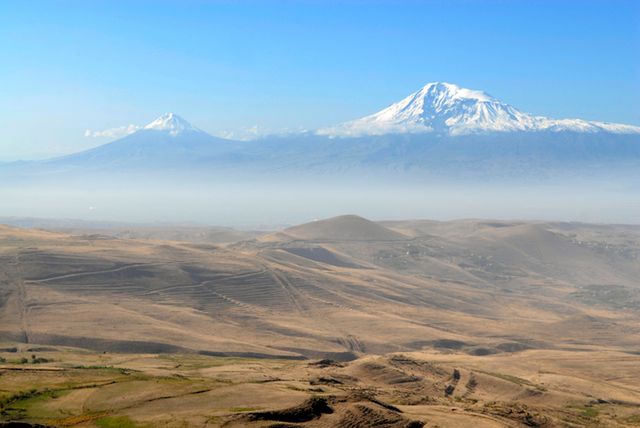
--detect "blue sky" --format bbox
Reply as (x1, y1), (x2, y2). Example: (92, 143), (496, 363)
(1, 0), (638, 160)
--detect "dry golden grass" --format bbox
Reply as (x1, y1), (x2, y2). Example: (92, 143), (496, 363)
(1, 346), (639, 427)
(1, 215), (639, 426)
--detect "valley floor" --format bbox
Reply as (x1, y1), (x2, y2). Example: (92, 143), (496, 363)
(1, 344), (640, 427)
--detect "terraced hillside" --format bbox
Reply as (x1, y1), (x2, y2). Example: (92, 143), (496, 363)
(1, 216), (640, 426)
(1, 216), (639, 359)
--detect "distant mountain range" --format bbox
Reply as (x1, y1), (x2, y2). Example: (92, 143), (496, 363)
(3, 83), (640, 181)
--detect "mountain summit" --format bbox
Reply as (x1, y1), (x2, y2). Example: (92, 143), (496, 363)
(143, 113), (199, 136)
(318, 82), (640, 137)
(42, 113), (237, 169)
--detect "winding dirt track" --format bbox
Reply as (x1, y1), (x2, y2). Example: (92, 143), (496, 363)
(24, 262), (169, 283)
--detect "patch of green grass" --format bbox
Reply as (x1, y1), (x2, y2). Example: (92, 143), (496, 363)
(582, 407), (599, 418)
(69, 365), (140, 377)
(0, 388), (40, 409)
(0, 368), (156, 421)
(0, 387), (69, 419)
(95, 415), (145, 428)
(479, 371), (531, 386)
(158, 354), (292, 371)
(476, 370), (546, 391)
(159, 354), (263, 370)
(565, 403), (601, 421)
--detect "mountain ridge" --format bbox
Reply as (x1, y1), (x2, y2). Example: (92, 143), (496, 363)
(317, 82), (640, 137)
(1, 86), (639, 180)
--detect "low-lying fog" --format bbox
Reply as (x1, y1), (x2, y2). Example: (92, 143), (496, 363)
(2, 177), (639, 227)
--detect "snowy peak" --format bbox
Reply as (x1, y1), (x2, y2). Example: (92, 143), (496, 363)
(368, 82), (528, 134)
(416, 82), (495, 104)
(318, 82), (640, 137)
(143, 113), (199, 136)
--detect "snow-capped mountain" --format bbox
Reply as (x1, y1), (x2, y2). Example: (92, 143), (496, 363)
(318, 82), (640, 137)
(2, 97), (640, 183)
(143, 112), (200, 136)
(83, 113), (202, 139)
(42, 113), (240, 169)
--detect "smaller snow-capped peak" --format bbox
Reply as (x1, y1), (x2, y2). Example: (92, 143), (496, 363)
(318, 82), (640, 137)
(144, 113), (198, 136)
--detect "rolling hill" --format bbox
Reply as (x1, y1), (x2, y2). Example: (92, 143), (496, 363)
(1, 216), (640, 426)
(282, 215), (408, 241)
(1, 216), (639, 359)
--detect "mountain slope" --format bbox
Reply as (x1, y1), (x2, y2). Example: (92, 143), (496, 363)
(282, 215), (408, 241)
(46, 113), (242, 169)
(318, 82), (640, 137)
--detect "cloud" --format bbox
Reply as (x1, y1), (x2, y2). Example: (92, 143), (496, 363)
(84, 124), (142, 139)
(214, 125), (308, 141)
(84, 122), (310, 141)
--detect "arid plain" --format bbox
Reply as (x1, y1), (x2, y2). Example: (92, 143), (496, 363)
(1, 215), (639, 427)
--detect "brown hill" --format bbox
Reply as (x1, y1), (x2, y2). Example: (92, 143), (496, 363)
(283, 215), (408, 241)
(2, 217), (640, 426)
(1, 216), (639, 360)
